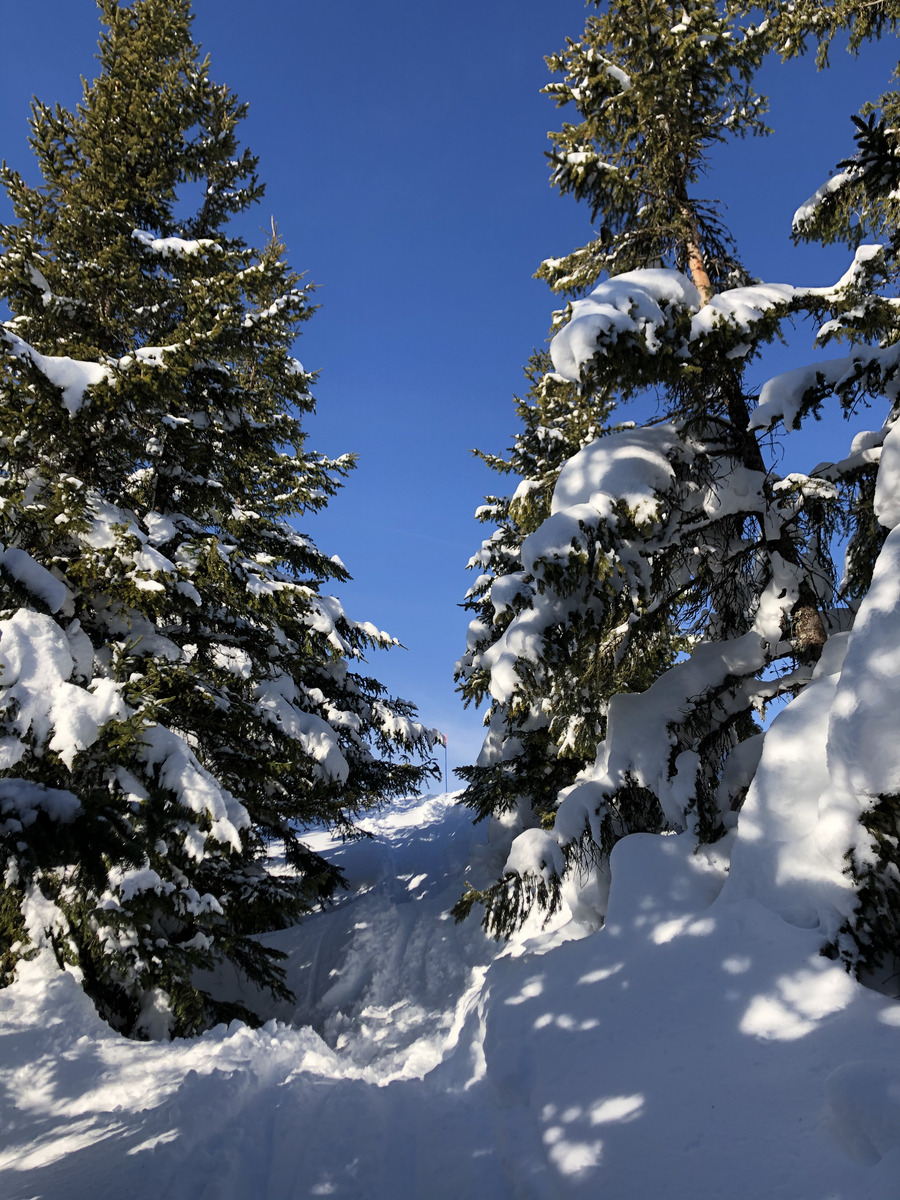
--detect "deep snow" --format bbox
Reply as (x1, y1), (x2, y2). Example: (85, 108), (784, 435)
(4, 675), (900, 1200)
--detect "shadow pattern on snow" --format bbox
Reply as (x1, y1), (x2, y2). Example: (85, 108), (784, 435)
(3, 784), (900, 1200)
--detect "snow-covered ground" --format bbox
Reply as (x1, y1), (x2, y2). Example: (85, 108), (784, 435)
(4, 705), (900, 1199)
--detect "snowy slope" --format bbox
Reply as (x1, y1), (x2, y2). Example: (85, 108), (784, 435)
(4, 689), (900, 1199)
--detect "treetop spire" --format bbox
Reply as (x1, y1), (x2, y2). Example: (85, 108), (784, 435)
(538, 0), (773, 301)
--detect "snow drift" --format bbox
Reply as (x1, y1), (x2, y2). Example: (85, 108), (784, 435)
(3, 610), (900, 1200)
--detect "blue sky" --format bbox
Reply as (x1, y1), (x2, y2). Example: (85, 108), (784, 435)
(2, 3), (898, 779)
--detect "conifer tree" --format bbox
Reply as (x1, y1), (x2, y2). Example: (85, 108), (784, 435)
(455, 0), (868, 936)
(455, 359), (621, 834)
(0, 0), (437, 1037)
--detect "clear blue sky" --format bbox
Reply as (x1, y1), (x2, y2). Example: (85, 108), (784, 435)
(2, 3), (898, 777)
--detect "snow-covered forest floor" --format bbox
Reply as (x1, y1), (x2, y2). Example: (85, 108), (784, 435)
(4, 642), (900, 1200)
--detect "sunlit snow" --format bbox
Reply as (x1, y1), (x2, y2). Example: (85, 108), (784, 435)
(4, 672), (900, 1200)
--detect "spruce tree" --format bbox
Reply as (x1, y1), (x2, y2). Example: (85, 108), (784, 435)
(455, 0), (865, 936)
(455, 359), (621, 831)
(0, 0), (437, 1037)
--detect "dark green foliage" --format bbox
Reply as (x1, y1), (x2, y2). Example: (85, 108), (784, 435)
(0, 0), (436, 1036)
(451, 869), (565, 940)
(834, 793), (900, 985)
(456, 0), (900, 972)
(537, 0), (770, 299)
(455, 0), (864, 938)
(0, 875), (27, 987)
(747, 0), (900, 67)
(456, 355), (626, 813)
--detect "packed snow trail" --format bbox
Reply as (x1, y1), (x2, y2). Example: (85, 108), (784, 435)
(4, 752), (900, 1197)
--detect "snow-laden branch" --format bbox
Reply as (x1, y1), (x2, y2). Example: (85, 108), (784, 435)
(549, 248), (886, 385)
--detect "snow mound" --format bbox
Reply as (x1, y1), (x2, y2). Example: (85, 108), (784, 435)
(3, 750), (900, 1198)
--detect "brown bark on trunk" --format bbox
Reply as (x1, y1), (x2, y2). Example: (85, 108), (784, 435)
(678, 198), (715, 307)
(685, 232), (715, 306)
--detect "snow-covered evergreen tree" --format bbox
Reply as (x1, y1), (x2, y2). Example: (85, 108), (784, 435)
(0, 0), (437, 1037)
(455, 0), (878, 937)
(455, 360), (623, 838)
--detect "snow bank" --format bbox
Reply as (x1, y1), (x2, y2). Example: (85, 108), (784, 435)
(724, 637), (853, 933)
(873, 421), (900, 529)
(817, 526), (900, 872)
(5, 494), (900, 1192)
(2, 747), (900, 1200)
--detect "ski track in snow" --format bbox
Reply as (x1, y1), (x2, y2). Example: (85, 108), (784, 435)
(3, 779), (900, 1199)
